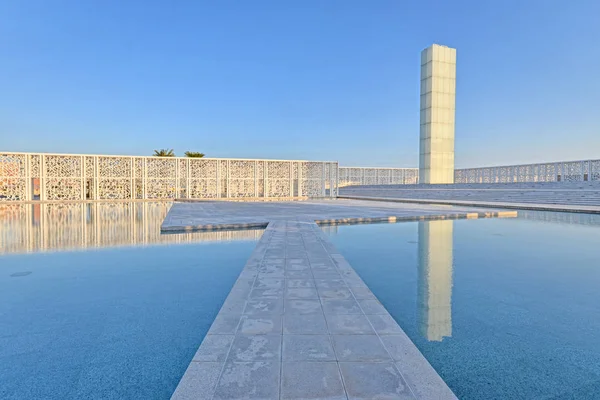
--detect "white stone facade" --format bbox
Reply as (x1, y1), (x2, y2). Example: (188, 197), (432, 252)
(419, 44), (456, 184)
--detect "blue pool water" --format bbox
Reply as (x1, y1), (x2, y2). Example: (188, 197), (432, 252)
(0, 203), (260, 400)
(324, 212), (600, 400)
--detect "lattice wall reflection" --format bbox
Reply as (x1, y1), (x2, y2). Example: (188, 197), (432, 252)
(0, 202), (263, 254)
(0, 153), (338, 201)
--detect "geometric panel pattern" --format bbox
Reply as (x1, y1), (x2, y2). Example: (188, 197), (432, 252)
(301, 162), (325, 197)
(97, 156), (133, 200)
(0, 153), (27, 201)
(454, 160), (600, 184)
(5, 152), (600, 200)
(338, 168), (420, 187)
(44, 155), (83, 201)
(189, 159), (219, 199)
(0, 152), (338, 201)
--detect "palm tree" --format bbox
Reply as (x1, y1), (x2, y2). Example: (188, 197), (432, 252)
(184, 151), (205, 158)
(153, 149), (175, 157)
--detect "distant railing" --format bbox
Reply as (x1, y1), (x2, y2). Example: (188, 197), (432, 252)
(338, 167), (419, 187)
(0, 152), (338, 202)
(340, 159), (600, 186)
(455, 159), (600, 184)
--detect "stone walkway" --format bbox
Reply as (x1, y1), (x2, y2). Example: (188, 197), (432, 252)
(166, 200), (515, 400)
(161, 198), (513, 232)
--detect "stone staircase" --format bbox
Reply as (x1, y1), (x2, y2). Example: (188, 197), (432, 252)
(338, 181), (600, 207)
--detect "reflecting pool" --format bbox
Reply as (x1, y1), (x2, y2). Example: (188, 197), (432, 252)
(324, 211), (600, 399)
(0, 202), (261, 400)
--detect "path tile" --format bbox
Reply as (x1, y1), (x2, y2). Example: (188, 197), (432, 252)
(318, 288), (353, 300)
(367, 314), (404, 334)
(286, 258), (310, 268)
(312, 270), (342, 279)
(322, 299), (362, 315)
(349, 287), (377, 300)
(339, 362), (415, 400)
(395, 361), (458, 400)
(192, 335), (234, 362)
(284, 313), (328, 334)
(315, 279), (347, 289)
(171, 362), (222, 400)
(283, 335), (336, 361)
(281, 362), (346, 400)
(248, 287), (284, 300)
(358, 299), (388, 315)
(213, 361), (280, 400)
(284, 299), (323, 315)
(285, 287), (319, 299)
(310, 263), (338, 272)
(286, 279), (316, 288)
(228, 335), (281, 362)
(219, 296), (247, 314)
(258, 270), (285, 279)
(379, 333), (415, 361)
(343, 277), (368, 288)
(285, 270), (313, 279)
(243, 299), (284, 315)
(207, 314), (241, 335)
(332, 335), (391, 362)
(238, 315), (283, 335)
(254, 278), (284, 289)
(325, 314), (375, 335)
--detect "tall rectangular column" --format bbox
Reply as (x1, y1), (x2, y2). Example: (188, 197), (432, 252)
(419, 44), (456, 184)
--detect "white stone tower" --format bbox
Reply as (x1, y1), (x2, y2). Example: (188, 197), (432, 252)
(419, 44), (456, 184)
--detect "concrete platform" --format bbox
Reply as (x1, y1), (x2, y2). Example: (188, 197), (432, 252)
(161, 198), (514, 232)
(167, 199), (517, 400)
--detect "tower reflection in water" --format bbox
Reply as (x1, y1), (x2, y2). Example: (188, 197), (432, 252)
(0, 202), (262, 255)
(417, 219), (453, 342)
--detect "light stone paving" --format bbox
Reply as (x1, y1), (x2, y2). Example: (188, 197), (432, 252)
(171, 221), (459, 400)
(168, 199), (517, 400)
(161, 198), (514, 232)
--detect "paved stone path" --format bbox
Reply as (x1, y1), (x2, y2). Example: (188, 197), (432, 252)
(161, 198), (512, 232)
(166, 200), (515, 400)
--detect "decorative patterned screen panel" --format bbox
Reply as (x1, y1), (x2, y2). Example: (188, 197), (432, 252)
(0, 152), (337, 201)
(97, 156), (133, 200)
(454, 159), (600, 184)
(7, 152), (599, 201)
(0, 154), (27, 201)
(338, 167), (419, 186)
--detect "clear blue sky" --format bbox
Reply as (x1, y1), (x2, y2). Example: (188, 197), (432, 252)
(1, 0), (599, 168)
